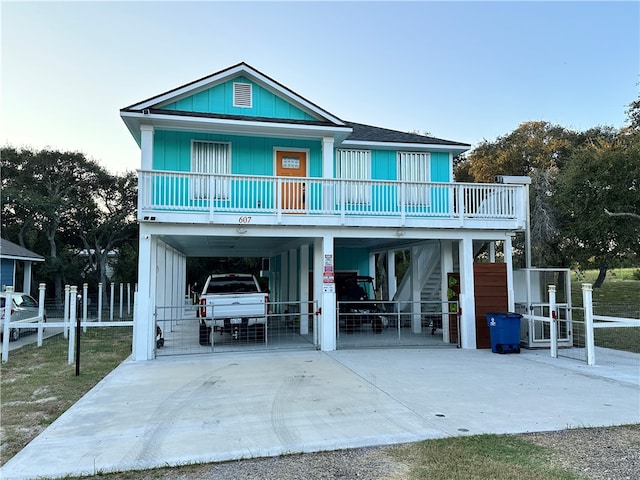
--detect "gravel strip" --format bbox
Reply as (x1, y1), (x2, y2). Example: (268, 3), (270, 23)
(82, 425), (639, 479)
(523, 425), (640, 480)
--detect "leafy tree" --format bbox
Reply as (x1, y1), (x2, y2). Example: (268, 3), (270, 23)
(555, 129), (640, 287)
(1, 147), (138, 302)
(455, 121), (577, 266)
(74, 170), (138, 302)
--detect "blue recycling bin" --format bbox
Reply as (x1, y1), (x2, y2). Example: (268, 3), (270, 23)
(486, 312), (522, 354)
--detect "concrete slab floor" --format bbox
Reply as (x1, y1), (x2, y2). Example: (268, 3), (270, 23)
(1, 347), (638, 480)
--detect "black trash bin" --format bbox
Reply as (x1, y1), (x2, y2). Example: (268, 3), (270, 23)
(486, 312), (522, 354)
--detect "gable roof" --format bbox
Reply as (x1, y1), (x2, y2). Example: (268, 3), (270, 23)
(121, 62), (470, 154)
(0, 238), (45, 262)
(122, 62), (345, 126)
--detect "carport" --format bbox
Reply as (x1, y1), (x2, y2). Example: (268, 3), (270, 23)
(133, 222), (495, 359)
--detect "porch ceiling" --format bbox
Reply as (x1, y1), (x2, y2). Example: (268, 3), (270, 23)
(158, 234), (422, 258)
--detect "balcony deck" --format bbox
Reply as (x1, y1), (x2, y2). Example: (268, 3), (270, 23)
(138, 170), (527, 230)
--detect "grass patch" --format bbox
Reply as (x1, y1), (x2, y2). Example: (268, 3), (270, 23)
(569, 270), (640, 353)
(389, 434), (580, 480)
(0, 327), (132, 465)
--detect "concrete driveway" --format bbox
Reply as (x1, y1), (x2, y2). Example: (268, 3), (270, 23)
(1, 347), (638, 480)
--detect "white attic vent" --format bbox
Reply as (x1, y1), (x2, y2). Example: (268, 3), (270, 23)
(233, 82), (252, 108)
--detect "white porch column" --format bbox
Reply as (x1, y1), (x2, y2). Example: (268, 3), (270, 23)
(23, 262), (32, 295)
(300, 244), (310, 335)
(313, 239), (323, 347)
(488, 242), (496, 263)
(140, 125), (154, 170)
(288, 248), (297, 306)
(280, 252), (289, 305)
(440, 240), (453, 343)
(410, 246), (422, 334)
(316, 235), (336, 351)
(322, 137), (335, 210)
(133, 226), (157, 360)
(459, 236), (477, 349)
(505, 235), (515, 311)
(387, 250), (396, 301)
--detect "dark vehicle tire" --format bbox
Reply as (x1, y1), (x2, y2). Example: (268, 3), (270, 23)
(199, 323), (211, 346)
(10, 328), (20, 342)
(255, 324), (266, 342)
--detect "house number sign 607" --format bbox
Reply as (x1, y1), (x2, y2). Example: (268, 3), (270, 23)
(238, 216), (252, 224)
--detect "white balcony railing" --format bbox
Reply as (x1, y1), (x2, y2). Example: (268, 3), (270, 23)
(138, 170), (527, 227)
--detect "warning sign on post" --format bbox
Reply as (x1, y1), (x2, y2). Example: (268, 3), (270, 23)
(323, 254), (334, 284)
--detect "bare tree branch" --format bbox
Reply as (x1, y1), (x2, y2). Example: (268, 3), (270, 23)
(604, 209), (640, 221)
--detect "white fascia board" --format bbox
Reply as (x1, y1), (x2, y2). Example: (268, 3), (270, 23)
(126, 64), (248, 111)
(120, 111), (352, 143)
(0, 255), (45, 262)
(341, 140), (470, 156)
(126, 65), (345, 126)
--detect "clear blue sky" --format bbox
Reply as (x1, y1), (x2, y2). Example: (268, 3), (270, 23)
(2, 1), (639, 174)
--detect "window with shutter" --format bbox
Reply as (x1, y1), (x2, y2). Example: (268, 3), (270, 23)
(191, 141), (231, 200)
(336, 149), (371, 204)
(398, 152), (430, 206)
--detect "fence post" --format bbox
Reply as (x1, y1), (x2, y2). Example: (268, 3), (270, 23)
(83, 283), (88, 332)
(583, 283), (595, 366)
(110, 282), (115, 321)
(127, 283), (131, 316)
(119, 283), (124, 319)
(98, 282), (103, 322)
(549, 285), (557, 358)
(68, 286), (77, 365)
(64, 285), (70, 338)
(37, 283), (46, 347)
(2, 286), (14, 362)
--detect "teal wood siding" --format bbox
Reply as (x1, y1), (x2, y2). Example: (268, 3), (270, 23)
(371, 150), (397, 180)
(430, 152), (450, 182)
(153, 131), (322, 176)
(162, 76), (317, 121)
(335, 248), (369, 275)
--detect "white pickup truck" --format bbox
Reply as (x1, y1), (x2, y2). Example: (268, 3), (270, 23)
(198, 273), (268, 344)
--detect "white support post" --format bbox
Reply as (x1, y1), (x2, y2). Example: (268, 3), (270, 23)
(23, 262), (32, 296)
(83, 283), (88, 333)
(288, 249), (297, 309)
(119, 283), (124, 319)
(300, 245), (309, 335)
(64, 285), (70, 338)
(322, 137), (335, 211)
(313, 238), (323, 348)
(387, 250), (396, 301)
(133, 227), (156, 360)
(440, 240), (453, 344)
(68, 286), (77, 365)
(37, 283), (46, 347)
(2, 287), (14, 362)
(458, 237), (477, 349)
(98, 283), (103, 322)
(410, 246), (422, 334)
(110, 282), (115, 321)
(127, 283), (131, 316)
(488, 242), (496, 263)
(505, 235), (515, 312)
(583, 283), (595, 366)
(319, 235), (336, 351)
(549, 285), (557, 358)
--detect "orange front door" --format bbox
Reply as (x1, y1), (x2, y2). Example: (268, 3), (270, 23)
(276, 150), (306, 210)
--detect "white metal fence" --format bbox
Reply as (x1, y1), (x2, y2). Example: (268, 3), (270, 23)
(1, 284), (133, 363)
(521, 284), (640, 365)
